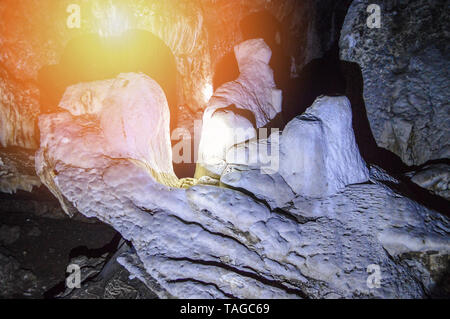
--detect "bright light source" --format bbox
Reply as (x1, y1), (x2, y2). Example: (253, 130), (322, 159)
(202, 82), (213, 103)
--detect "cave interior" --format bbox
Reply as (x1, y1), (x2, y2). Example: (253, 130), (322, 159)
(0, 0), (449, 299)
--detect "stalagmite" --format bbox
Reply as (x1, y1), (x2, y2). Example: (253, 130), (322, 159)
(196, 39), (282, 179)
(36, 84), (450, 298)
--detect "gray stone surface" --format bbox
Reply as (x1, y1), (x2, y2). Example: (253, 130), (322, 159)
(406, 163), (450, 200)
(340, 0), (449, 166)
(279, 96), (369, 198)
(196, 39), (281, 178)
(59, 249), (158, 299)
(0, 252), (38, 298)
(36, 81), (450, 298)
(0, 225), (20, 245)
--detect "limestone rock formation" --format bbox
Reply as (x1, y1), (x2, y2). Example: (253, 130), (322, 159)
(196, 39), (282, 178)
(221, 131), (293, 209)
(37, 73), (179, 190)
(203, 0), (350, 83)
(0, 0), (349, 151)
(221, 164), (295, 210)
(206, 39), (282, 128)
(222, 96), (369, 203)
(0, 66), (40, 149)
(340, 0), (449, 166)
(57, 244), (158, 299)
(279, 96), (369, 198)
(196, 109), (257, 178)
(36, 81), (450, 298)
(406, 163), (450, 200)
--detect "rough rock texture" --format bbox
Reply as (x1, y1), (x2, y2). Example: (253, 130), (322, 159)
(38, 73), (179, 190)
(340, 0), (450, 166)
(0, 66), (40, 149)
(0, 225), (21, 245)
(58, 246), (157, 299)
(0, 252), (38, 298)
(279, 96), (369, 198)
(221, 96), (369, 206)
(0, 0), (212, 148)
(0, 0), (348, 150)
(221, 132), (294, 209)
(0, 147), (41, 194)
(222, 166), (295, 211)
(217, 39), (282, 128)
(196, 39), (281, 178)
(406, 164), (450, 200)
(36, 85), (450, 298)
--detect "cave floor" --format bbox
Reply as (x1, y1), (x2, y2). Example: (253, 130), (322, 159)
(0, 199), (118, 298)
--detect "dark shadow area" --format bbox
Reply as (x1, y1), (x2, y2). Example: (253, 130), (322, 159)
(213, 52), (239, 91)
(429, 257), (450, 298)
(377, 177), (449, 217)
(339, 57), (409, 174)
(68, 232), (122, 260)
(214, 11), (408, 176)
(406, 158), (450, 172)
(43, 232), (123, 298)
(0, 203), (118, 298)
(281, 43), (346, 125)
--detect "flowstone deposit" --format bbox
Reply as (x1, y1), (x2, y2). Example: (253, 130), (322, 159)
(36, 77), (450, 298)
(196, 38), (282, 178)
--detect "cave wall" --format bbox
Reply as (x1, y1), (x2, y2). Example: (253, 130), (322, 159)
(6, 0), (447, 169)
(202, 0), (350, 83)
(340, 0), (449, 166)
(0, 0), (346, 150)
(0, 0), (212, 149)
